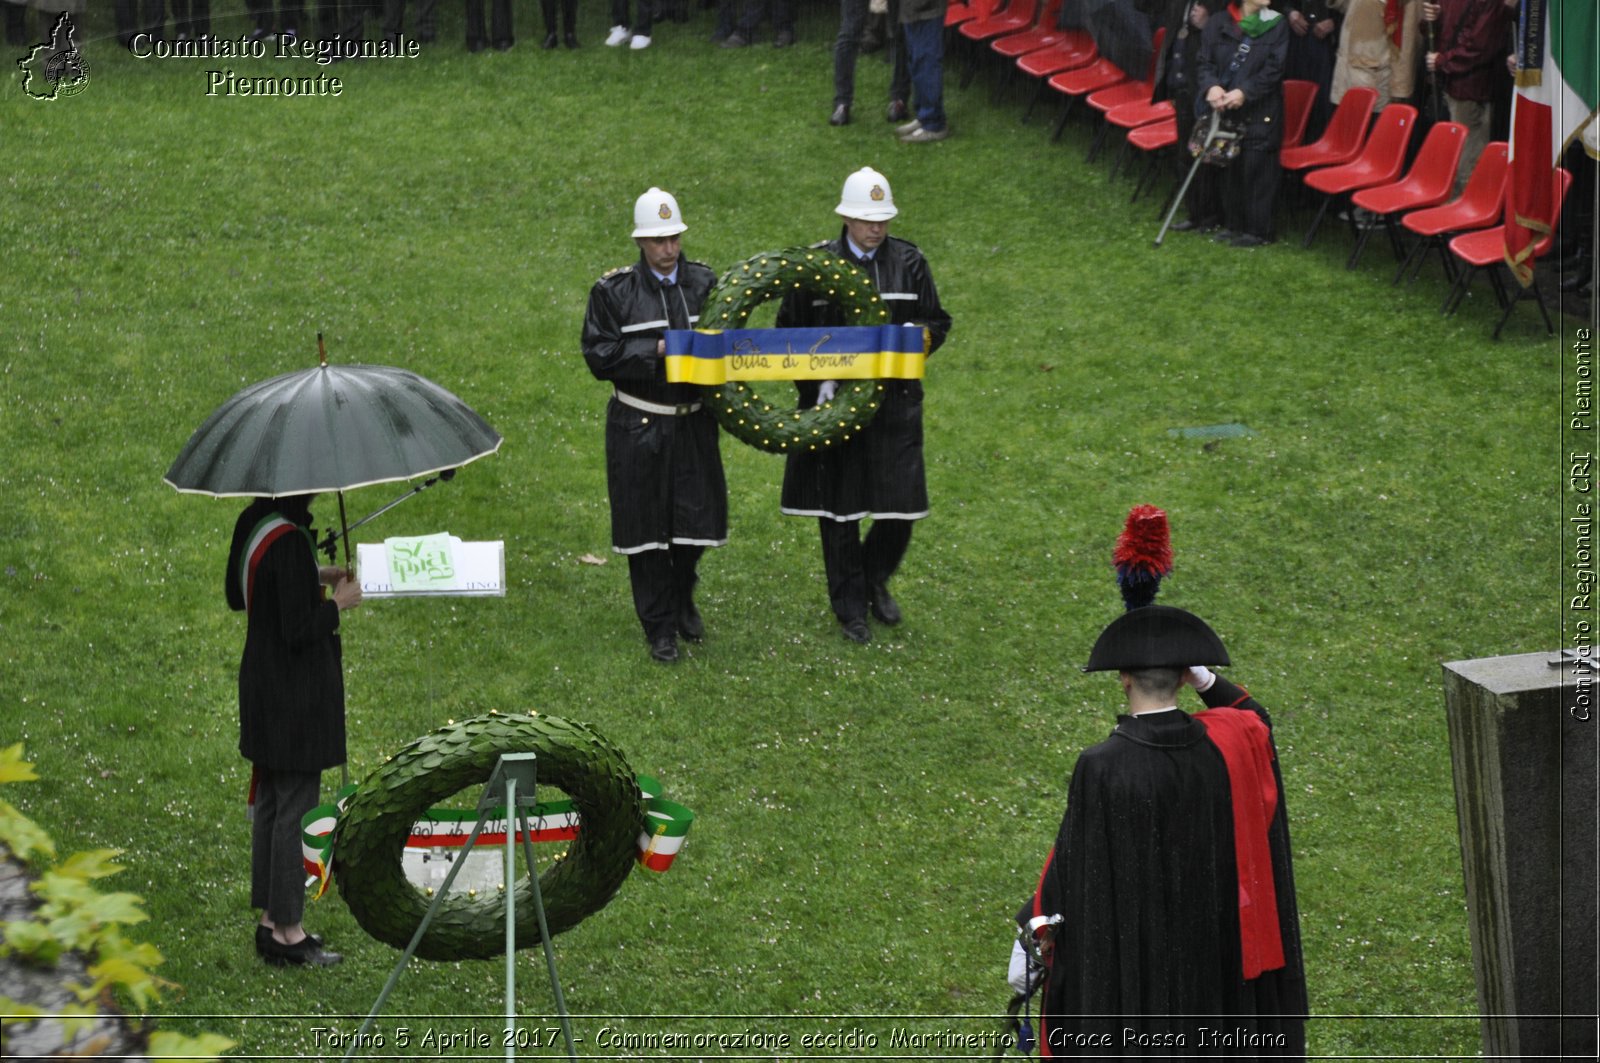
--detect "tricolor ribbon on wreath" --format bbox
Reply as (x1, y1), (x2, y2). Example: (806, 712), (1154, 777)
(300, 775), (695, 898)
(664, 325), (927, 385)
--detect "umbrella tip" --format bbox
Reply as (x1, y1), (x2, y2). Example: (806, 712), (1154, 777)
(317, 332), (327, 367)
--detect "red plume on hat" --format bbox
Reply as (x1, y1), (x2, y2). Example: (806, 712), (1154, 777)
(1113, 504), (1172, 610)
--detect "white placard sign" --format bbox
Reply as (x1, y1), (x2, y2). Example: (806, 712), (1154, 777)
(357, 535), (506, 598)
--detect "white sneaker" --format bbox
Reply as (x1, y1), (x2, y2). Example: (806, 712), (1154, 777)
(630, 34), (652, 49)
(604, 25), (630, 46)
(895, 118), (921, 136)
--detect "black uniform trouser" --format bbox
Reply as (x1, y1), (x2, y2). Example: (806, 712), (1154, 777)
(170, 0), (211, 37)
(610, 0), (652, 35)
(246, 0), (307, 32)
(819, 517), (912, 623)
(466, 0), (512, 45)
(382, 0), (437, 40)
(541, 0), (577, 33)
(250, 767), (320, 928)
(628, 544), (704, 642)
(115, 0), (167, 40)
(835, 0), (909, 108)
(737, 0), (793, 36)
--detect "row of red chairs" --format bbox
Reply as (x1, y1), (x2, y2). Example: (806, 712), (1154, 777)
(952, 0), (1572, 338)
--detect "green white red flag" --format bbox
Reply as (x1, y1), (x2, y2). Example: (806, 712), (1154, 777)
(1506, 0), (1598, 285)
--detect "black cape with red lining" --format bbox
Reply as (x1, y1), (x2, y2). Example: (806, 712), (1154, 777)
(1019, 676), (1307, 1058)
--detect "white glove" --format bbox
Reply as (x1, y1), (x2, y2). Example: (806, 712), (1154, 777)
(869, 0), (888, 13)
(1188, 665), (1217, 692)
(1007, 939), (1032, 993)
(814, 380), (839, 406)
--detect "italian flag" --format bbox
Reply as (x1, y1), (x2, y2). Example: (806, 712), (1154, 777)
(637, 798), (694, 872)
(1506, 0), (1598, 285)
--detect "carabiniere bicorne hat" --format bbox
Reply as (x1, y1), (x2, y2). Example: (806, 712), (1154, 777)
(1083, 605), (1231, 672)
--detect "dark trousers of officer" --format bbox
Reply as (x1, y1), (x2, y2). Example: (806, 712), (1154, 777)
(736, 0), (793, 37)
(834, 0), (909, 109)
(250, 767), (320, 928)
(383, 0), (437, 41)
(611, 0), (652, 36)
(170, 0), (211, 37)
(246, 0), (306, 33)
(628, 545), (704, 642)
(466, 0), (512, 46)
(542, 0), (577, 36)
(819, 518), (912, 623)
(115, 0), (168, 40)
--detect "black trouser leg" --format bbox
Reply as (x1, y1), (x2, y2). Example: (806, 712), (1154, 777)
(250, 768), (320, 928)
(628, 549), (676, 642)
(491, 0), (512, 44)
(819, 518), (867, 622)
(863, 518), (913, 588)
(670, 544), (704, 610)
(834, 0), (866, 107)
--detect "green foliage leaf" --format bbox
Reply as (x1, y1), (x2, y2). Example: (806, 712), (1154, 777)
(148, 1030), (238, 1061)
(0, 798), (57, 864)
(0, 918), (64, 964)
(0, 743), (39, 785)
(86, 955), (167, 1011)
(55, 848), (126, 882)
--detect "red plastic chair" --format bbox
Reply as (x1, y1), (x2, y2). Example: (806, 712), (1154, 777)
(962, 0), (1037, 42)
(1046, 34), (1150, 141)
(1280, 86), (1378, 174)
(1127, 115), (1179, 203)
(958, 0), (1039, 89)
(1281, 79), (1318, 150)
(1084, 28), (1167, 162)
(1017, 31), (1097, 122)
(1345, 121), (1467, 270)
(991, 0), (1067, 59)
(947, 0), (999, 30)
(1443, 166), (1573, 338)
(1300, 103), (1417, 247)
(1394, 141), (1509, 285)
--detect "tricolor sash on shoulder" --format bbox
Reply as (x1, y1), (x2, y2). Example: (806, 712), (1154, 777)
(239, 514), (302, 614)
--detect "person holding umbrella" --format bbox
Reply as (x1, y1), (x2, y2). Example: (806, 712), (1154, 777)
(581, 187), (726, 664)
(226, 494), (360, 968)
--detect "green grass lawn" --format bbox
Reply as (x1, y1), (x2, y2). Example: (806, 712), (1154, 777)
(1, 5), (1582, 1058)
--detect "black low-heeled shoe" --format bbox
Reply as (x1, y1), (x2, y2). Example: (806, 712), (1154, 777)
(257, 926), (322, 955)
(261, 933), (343, 967)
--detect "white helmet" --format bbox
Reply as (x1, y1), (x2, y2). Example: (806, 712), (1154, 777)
(835, 167), (898, 222)
(632, 187), (688, 238)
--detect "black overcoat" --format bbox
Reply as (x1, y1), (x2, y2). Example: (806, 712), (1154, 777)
(225, 498), (346, 773)
(776, 231), (951, 521)
(1020, 677), (1307, 1057)
(581, 253), (728, 553)
(1195, 9), (1290, 150)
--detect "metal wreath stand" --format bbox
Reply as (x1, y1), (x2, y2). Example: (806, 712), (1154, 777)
(344, 753), (579, 1062)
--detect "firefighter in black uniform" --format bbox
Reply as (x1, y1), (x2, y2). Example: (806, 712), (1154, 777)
(581, 187), (727, 664)
(777, 167), (952, 644)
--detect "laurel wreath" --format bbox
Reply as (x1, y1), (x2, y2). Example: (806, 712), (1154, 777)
(701, 248), (889, 454)
(331, 712), (643, 961)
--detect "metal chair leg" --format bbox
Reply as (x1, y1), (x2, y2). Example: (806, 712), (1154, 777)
(1302, 195), (1333, 249)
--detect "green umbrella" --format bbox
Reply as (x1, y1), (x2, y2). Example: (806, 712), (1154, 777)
(164, 339), (503, 569)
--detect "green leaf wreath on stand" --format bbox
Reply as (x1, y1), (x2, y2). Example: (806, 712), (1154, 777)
(696, 248), (893, 454)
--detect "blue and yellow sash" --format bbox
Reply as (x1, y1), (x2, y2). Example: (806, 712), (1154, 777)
(664, 325), (927, 385)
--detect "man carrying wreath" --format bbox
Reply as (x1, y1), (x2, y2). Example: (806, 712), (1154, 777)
(582, 187), (727, 664)
(776, 166), (951, 644)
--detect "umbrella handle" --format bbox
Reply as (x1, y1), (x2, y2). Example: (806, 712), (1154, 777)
(315, 469), (459, 561)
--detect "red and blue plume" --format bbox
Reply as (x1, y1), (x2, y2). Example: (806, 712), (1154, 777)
(1113, 504), (1173, 610)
